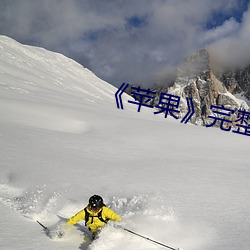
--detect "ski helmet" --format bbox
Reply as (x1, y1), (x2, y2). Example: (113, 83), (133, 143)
(89, 195), (104, 210)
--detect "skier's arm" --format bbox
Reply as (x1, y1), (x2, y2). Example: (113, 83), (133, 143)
(67, 209), (85, 225)
(104, 207), (122, 222)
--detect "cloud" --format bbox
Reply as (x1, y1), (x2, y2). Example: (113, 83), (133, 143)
(0, 0), (249, 87)
(209, 4), (250, 69)
(200, 18), (240, 45)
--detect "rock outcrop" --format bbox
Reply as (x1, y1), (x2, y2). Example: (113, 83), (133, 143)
(153, 49), (250, 127)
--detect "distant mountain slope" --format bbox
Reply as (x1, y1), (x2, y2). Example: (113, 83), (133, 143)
(0, 35), (133, 133)
(0, 35), (118, 105)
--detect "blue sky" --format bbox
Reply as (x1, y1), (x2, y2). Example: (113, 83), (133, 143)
(206, 0), (249, 29)
(0, 0), (249, 87)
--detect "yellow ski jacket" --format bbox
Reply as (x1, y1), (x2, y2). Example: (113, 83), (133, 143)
(67, 206), (121, 233)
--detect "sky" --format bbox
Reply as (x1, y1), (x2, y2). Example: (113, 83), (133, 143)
(0, 0), (249, 87)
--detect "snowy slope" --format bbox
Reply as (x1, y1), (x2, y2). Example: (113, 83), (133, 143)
(0, 36), (249, 250)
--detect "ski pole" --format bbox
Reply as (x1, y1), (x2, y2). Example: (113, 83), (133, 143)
(37, 220), (48, 231)
(122, 227), (180, 250)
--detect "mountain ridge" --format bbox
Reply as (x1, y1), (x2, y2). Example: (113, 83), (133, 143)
(143, 48), (250, 127)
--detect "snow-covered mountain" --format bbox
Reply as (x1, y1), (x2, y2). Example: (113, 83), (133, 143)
(217, 65), (250, 100)
(0, 36), (250, 250)
(149, 49), (250, 126)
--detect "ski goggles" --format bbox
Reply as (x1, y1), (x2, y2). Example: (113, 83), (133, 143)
(89, 204), (101, 212)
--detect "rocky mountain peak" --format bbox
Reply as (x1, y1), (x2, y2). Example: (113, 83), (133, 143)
(153, 49), (250, 127)
(177, 48), (210, 79)
(127, 48), (250, 128)
(217, 66), (250, 100)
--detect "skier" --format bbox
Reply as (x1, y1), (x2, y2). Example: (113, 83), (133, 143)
(66, 194), (121, 239)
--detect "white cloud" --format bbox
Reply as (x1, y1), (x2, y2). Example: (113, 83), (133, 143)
(209, 5), (250, 69)
(200, 18), (240, 45)
(0, 0), (249, 86)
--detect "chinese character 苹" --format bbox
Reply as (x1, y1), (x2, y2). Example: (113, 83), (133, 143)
(128, 86), (156, 112)
(206, 105), (234, 131)
(154, 93), (180, 119)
